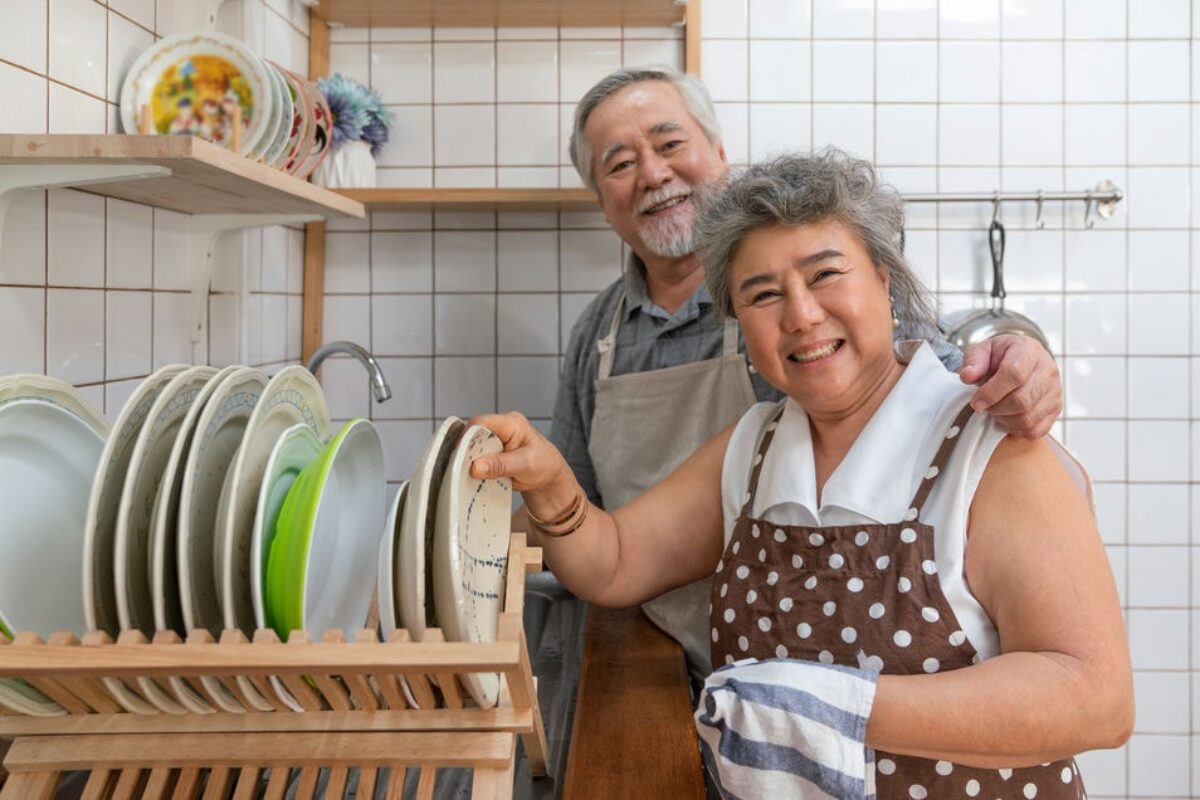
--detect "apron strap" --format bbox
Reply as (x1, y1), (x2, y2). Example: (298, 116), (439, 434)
(906, 402), (977, 519)
(596, 292), (626, 382)
(721, 317), (739, 357)
(739, 400), (787, 516)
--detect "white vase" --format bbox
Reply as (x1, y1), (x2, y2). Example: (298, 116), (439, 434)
(313, 140), (377, 188)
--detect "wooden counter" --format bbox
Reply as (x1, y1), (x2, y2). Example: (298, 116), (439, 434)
(563, 606), (705, 799)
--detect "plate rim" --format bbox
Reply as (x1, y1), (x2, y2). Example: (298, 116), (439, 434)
(118, 30), (274, 156)
(433, 424), (511, 709)
(113, 365), (218, 637)
(397, 416), (465, 642)
(177, 366), (267, 636)
(82, 363), (189, 637)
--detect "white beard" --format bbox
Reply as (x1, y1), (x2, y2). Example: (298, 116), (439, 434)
(635, 189), (696, 258)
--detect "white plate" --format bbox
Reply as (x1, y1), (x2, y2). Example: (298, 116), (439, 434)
(218, 366), (330, 635)
(83, 364), (189, 637)
(149, 366), (240, 636)
(379, 482), (409, 639)
(262, 61), (294, 165)
(251, 423), (320, 714)
(0, 678), (67, 717)
(119, 31), (274, 157)
(433, 425), (512, 709)
(0, 399), (104, 637)
(178, 367), (267, 636)
(398, 417), (466, 641)
(379, 481), (421, 708)
(0, 374), (109, 436)
(252, 423), (323, 631)
(115, 366), (218, 637)
(284, 419), (386, 639)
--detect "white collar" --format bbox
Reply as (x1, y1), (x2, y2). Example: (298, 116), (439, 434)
(753, 341), (962, 524)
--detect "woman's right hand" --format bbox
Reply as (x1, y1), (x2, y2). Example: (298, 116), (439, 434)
(469, 412), (580, 517)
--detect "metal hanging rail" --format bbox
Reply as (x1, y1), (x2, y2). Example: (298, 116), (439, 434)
(900, 180), (1123, 228)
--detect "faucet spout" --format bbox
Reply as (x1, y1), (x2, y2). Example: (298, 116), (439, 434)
(306, 340), (392, 403)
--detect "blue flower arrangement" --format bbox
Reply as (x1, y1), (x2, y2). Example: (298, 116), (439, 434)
(317, 74), (393, 157)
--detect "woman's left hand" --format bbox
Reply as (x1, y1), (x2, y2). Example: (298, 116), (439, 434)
(958, 334), (1062, 438)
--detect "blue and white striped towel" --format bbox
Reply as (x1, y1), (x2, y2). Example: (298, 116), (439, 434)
(695, 658), (878, 800)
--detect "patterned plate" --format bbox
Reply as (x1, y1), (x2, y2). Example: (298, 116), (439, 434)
(120, 31), (274, 157)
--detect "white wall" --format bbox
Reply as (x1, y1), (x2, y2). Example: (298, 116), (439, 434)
(321, 1), (1199, 796)
(0, 0), (310, 416)
(4, 0), (1196, 795)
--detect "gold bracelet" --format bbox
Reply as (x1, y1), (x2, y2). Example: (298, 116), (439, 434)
(532, 498), (590, 539)
(525, 492), (583, 529)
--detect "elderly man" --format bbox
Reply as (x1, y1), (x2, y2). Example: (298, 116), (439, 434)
(534, 67), (1061, 680)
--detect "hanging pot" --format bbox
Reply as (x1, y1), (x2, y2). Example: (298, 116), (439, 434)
(945, 220), (1051, 352)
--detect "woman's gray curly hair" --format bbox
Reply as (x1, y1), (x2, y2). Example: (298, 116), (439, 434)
(696, 148), (939, 343)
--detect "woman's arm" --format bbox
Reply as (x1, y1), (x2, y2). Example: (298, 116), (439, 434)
(865, 435), (1133, 767)
(471, 412), (731, 608)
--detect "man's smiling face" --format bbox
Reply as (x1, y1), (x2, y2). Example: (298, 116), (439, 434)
(584, 80), (728, 261)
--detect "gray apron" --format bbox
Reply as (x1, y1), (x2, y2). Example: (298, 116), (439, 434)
(587, 292), (757, 679)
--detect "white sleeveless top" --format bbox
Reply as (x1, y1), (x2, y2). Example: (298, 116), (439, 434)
(721, 340), (1090, 662)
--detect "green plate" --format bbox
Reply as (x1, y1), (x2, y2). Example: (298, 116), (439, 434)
(266, 418), (385, 639)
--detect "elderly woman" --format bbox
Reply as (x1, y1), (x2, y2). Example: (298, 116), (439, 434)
(472, 150), (1132, 798)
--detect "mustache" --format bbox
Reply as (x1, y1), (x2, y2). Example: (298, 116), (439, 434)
(635, 186), (693, 216)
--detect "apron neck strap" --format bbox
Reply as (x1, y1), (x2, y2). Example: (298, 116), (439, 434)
(721, 316), (739, 356)
(596, 292), (626, 381)
(739, 400), (787, 516)
(906, 402), (977, 519)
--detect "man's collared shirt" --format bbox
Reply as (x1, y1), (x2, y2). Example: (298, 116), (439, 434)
(548, 253), (962, 508)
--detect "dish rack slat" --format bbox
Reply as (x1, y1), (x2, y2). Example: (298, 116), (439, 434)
(0, 534), (545, 799)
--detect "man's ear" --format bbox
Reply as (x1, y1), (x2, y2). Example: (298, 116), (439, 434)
(717, 139), (728, 164)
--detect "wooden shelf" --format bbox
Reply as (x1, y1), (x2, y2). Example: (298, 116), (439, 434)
(338, 187), (599, 211)
(0, 135), (365, 218)
(313, 0), (687, 28)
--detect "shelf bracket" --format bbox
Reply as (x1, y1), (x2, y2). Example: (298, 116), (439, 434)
(183, 214), (321, 345)
(0, 164), (170, 260)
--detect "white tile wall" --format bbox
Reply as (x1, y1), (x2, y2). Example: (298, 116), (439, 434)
(305, 2), (1200, 793)
(0, 0), (308, 417)
(6, 0), (1197, 790)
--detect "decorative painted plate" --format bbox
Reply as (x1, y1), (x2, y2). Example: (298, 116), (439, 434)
(295, 79), (332, 179)
(276, 67), (312, 172)
(261, 60), (294, 166)
(119, 31), (274, 157)
(432, 425), (512, 709)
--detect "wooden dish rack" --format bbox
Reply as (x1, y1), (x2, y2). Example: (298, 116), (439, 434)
(0, 534), (546, 799)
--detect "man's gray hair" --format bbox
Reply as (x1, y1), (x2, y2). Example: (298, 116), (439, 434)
(569, 66), (722, 193)
(696, 148), (939, 342)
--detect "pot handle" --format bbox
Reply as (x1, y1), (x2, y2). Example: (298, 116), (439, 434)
(989, 219), (1007, 305)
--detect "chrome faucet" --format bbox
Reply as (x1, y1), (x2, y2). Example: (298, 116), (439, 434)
(306, 340), (392, 403)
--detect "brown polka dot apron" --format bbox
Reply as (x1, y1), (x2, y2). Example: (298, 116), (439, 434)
(709, 403), (1086, 799)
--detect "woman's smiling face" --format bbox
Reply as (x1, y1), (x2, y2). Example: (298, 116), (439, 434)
(730, 219), (898, 413)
